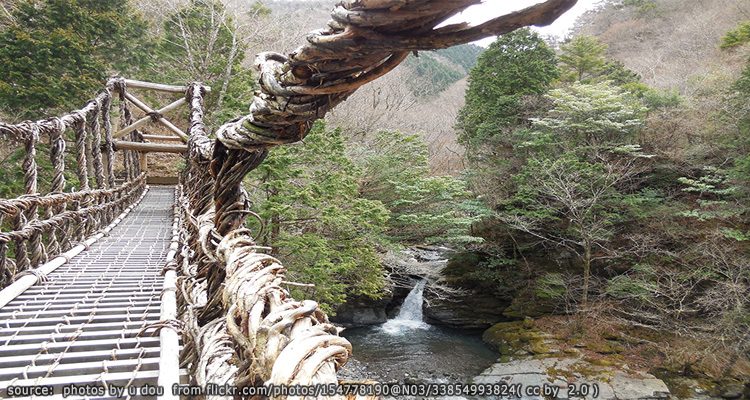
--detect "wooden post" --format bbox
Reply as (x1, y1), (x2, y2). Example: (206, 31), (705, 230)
(139, 152), (148, 175)
(141, 134), (185, 143)
(102, 151), (111, 186)
(124, 78), (211, 94)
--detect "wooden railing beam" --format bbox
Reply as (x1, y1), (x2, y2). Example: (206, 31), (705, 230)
(122, 93), (188, 142)
(112, 140), (187, 154)
(114, 96), (187, 141)
(123, 78), (211, 94)
(141, 134), (184, 143)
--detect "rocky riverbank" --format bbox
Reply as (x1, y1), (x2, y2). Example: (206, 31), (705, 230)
(334, 247), (749, 399)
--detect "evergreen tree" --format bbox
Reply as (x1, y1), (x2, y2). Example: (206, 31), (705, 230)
(529, 82), (647, 153)
(245, 121), (389, 312)
(721, 21), (750, 49)
(558, 35), (608, 83)
(0, 0), (152, 119)
(457, 28), (559, 148)
(356, 130), (488, 246)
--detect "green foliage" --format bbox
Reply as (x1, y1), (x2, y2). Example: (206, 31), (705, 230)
(640, 88), (682, 110)
(559, 35), (608, 83)
(530, 82), (647, 151)
(356, 130), (488, 246)
(678, 167), (741, 221)
(492, 81), (648, 307)
(599, 60), (642, 86)
(720, 228), (750, 241)
(388, 176), (486, 245)
(434, 44), (483, 72)
(721, 21), (750, 49)
(727, 59), (750, 192)
(457, 28), (559, 147)
(503, 155), (621, 237)
(621, 0), (657, 15)
(404, 54), (464, 97)
(534, 273), (568, 300)
(0, 0), (151, 119)
(246, 121), (389, 312)
(606, 274), (656, 301)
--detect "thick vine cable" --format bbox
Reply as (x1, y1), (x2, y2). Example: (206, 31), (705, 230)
(178, 0), (578, 397)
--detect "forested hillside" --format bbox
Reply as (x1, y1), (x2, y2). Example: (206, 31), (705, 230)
(446, 1), (750, 395)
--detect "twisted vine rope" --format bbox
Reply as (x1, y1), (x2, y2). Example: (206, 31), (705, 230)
(0, 78), (147, 288)
(0, 0), (576, 393)
(177, 0), (577, 398)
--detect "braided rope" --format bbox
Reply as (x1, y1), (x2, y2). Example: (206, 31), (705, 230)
(101, 89), (116, 189)
(74, 116), (90, 191)
(88, 99), (106, 189)
(0, 78), (145, 290)
(24, 123), (44, 268)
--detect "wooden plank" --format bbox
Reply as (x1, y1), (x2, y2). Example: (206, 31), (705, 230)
(147, 176), (179, 185)
(141, 134), (184, 142)
(123, 92), (189, 141)
(112, 140), (187, 154)
(113, 97), (186, 139)
(124, 78), (211, 93)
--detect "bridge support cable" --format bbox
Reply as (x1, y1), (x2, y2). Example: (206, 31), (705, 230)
(175, 0), (578, 397)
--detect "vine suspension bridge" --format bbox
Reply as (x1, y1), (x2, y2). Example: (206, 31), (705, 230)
(0, 0), (577, 398)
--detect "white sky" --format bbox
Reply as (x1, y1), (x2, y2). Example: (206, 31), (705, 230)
(441, 0), (605, 46)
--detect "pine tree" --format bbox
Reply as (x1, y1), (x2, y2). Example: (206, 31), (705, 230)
(245, 121), (389, 312)
(558, 35), (608, 83)
(0, 0), (151, 119)
(456, 28), (559, 148)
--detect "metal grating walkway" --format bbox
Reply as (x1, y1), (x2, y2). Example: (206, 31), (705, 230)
(0, 186), (176, 399)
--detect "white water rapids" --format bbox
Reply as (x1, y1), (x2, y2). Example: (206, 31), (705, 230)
(380, 280), (431, 334)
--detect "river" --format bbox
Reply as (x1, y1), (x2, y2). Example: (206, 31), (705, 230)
(341, 280), (498, 383)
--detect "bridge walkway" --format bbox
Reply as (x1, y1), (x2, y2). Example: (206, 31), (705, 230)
(0, 186), (178, 399)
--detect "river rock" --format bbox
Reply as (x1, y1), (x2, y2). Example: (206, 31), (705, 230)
(332, 295), (391, 327)
(473, 357), (671, 400)
(423, 285), (510, 329)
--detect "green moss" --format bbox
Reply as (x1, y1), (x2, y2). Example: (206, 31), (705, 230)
(529, 340), (552, 355)
(601, 331), (622, 341)
(586, 357), (618, 367)
(570, 360), (615, 380)
(483, 319), (555, 356)
(587, 340), (625, 354)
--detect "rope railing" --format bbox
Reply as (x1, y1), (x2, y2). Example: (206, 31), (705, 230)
(0, 77), (147, 288)
(176, 0), (577, 398)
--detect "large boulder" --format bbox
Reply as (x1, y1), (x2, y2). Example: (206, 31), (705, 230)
(422, 285), (510, 329)
(331, 295), (391, 327)
(421, 250), (517, 329)
(474, 357), (671, 400)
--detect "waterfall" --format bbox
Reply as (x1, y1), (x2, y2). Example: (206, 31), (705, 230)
(395, 280), (426, 321)
(381, 279), (430, 334)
